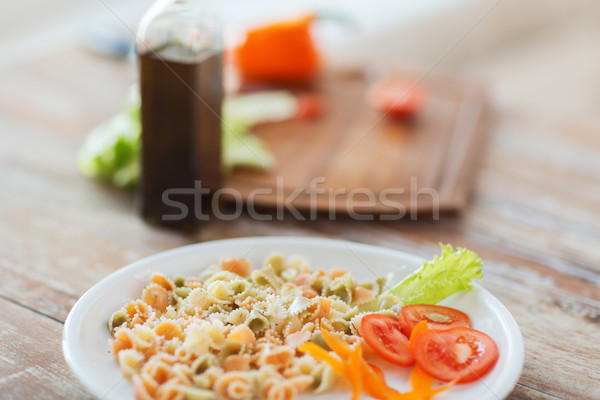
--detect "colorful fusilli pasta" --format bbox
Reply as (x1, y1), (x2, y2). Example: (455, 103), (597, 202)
(108, 253), (397, 400)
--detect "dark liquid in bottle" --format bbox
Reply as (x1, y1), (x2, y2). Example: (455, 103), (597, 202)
(139, 51), (223, 230)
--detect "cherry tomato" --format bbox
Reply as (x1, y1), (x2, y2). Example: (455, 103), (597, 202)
(358, 314), (414, 366)
(367, 78), (425, 118)
(296, 94), (324, 119)
(412, 326), (499, 383)
(400, 304), (470, 337)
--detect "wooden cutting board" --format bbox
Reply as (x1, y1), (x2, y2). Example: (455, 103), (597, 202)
(225, 70), (487, 218)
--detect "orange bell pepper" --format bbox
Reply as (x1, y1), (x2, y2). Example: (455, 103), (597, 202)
(235, 13), (319, 84)
(320, 327), (399, 399)
(409, 365), (435, 398)
(347, 345), (364, 400)
(362, 363), (400, 399)
(409, 320), (429, 353)
(320, 326), (352, 359)
(304, 324), (456, 400)
(298, 342), (348, 378)
(390, 365), (458, 400)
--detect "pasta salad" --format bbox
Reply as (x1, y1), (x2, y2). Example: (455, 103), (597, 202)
(108, 254), (398, 400)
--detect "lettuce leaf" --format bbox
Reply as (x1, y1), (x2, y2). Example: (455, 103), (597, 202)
(222, 119), (275, 170)
(384, 244), (484, 305)
(78, 111), (141, 188)
(78, 88), (293, 188)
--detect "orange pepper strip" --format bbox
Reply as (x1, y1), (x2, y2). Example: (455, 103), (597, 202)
(391, 319), (455, 400)
(320, 327), (400, 400)
(368, 362), (386, 380)
(347, 344), (364, 400)
(407, 321), (435, 399)
(321, 327), (352, 359)
(368, 362), (395, 388)
(409, 320), (429, 353)
(389, 390), (430, 400)
(298, 343), (348, 378)
(389, 366), (458, 400)
(360, 361), (400, 399)
(409, 365), (434, 399)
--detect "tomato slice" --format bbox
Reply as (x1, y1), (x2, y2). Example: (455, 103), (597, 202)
(400, 305), (470, 337)
(367, 78), (426, 118)
(412, 326), (499, 383)
(358, 314), (414, 367)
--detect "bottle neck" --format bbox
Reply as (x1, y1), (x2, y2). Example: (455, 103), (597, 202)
(138, 0), (221, 62)
(146, 0), (211, 15)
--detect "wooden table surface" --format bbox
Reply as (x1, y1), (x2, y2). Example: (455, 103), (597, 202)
(1, 14), (600, 400)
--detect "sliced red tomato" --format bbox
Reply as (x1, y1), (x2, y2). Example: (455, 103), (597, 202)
(367, 78), (426, 118)
(358, 314), (414, 367)
(400, 304), (470, 337)
(412, 326), (499, 383)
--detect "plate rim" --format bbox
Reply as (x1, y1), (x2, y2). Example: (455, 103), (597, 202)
(62, 236), (524, 400)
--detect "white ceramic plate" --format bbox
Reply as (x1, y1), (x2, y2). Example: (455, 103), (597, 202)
(63, 236), (524, 400)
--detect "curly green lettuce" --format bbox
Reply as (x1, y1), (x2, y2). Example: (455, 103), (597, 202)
(384, 244), (484, 305)
(78, 88), (294, 188)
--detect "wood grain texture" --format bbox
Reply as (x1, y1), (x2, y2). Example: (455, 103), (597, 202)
(1, 15), (600, 400)
(226, 71), (487, 215)
(0, 297), (93, 399)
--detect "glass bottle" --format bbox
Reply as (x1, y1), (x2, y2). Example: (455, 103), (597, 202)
(136, 0), (223, 230)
